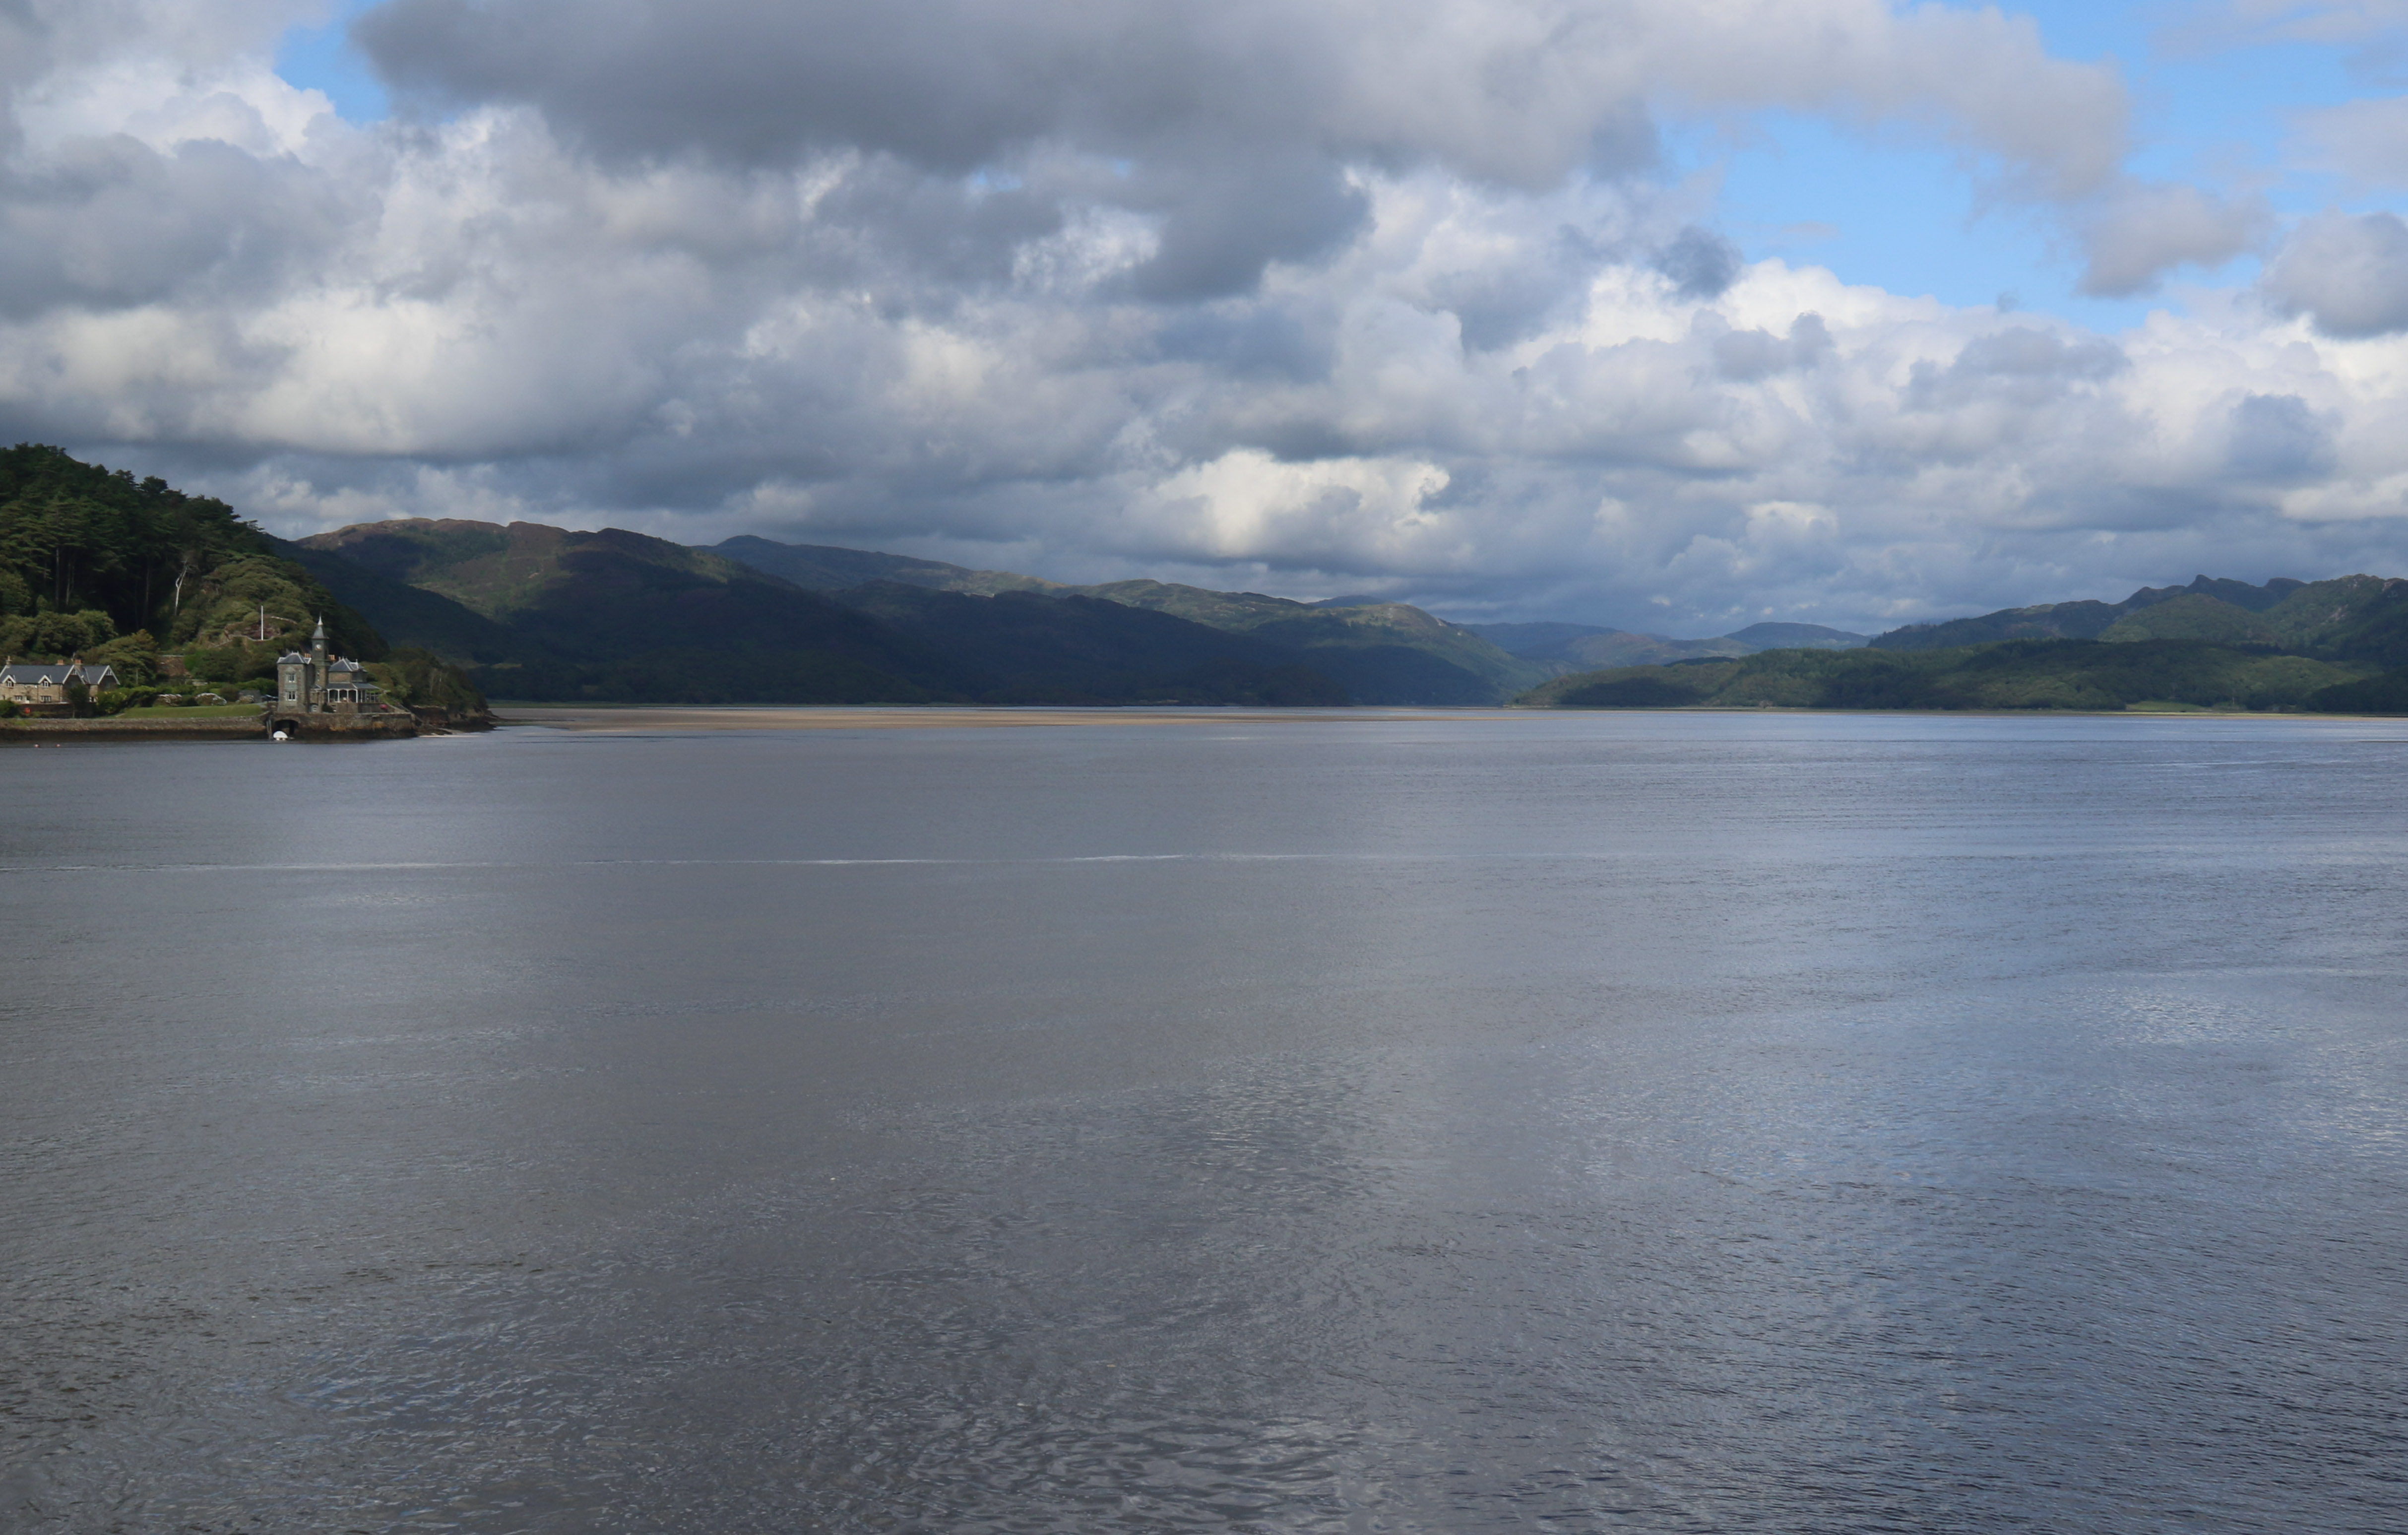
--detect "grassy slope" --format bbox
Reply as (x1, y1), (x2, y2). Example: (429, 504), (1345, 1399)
(277, 537), (522, 664)
(2097, 593), (2285, 645)
(111, 703), (267, 718)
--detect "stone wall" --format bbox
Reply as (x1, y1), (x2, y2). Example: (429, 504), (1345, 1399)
(0, 716), (269, 741)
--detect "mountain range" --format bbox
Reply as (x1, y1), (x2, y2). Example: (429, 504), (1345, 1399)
(1467, 619), (1869, 671)
(287, 523), (2408, 711)
(290, 520), (1556, 704)
(10, 441), (2407, 713)
(1519, 573), (2408, 713)
(1866, 574), (2408, 662)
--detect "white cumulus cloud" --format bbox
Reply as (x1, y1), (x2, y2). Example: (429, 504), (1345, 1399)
(5, 0), (2408, 633)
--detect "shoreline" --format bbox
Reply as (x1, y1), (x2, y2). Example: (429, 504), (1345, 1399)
(494, 702), (2408, 732)
(494, 704), (1493, 731)
(0, 710), (463, 742)
(10, 704), (2393, 741)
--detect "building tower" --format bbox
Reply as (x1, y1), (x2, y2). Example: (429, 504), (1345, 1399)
(310, 616), (328, 704)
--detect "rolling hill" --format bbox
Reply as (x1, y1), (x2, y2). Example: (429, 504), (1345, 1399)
(1858, 574), (2408, 652)
(710, 537), (1547, 703)
(298, 520), (975, 703)
(1467, 619), (1868, 672)
(300, 520), (1369, 704)
(1517, 640), (2364, 713)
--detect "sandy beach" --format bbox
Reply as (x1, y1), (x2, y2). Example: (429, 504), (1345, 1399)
(494, 704), (1501, 731)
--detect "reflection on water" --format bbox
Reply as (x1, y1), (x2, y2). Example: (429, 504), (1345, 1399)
(3, 713), (2405, 1532)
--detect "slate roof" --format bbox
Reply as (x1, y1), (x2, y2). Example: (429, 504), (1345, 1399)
(0, 661), (117, 686)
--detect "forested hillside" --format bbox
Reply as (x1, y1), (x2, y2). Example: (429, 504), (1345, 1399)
(300, 520), (975, 704)
(312, 521), (1525, 704)
(1868, 573), (2408, 664)
(1517, 639), (2368, 712)
(711, 536), (1543, 703)
(303, 519), (1361, 704)
(0, 446), (482, 713)
(1467, 619), (1869, 673)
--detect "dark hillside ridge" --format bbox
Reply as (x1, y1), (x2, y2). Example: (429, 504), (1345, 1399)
(1466, 621), (1619, 654)
(1869, 574), (2408, 697)
(1518, 639), (2364, 713)
(708, 536), (1061, 597)
(1074, 580), (1545, 703)
(713, 536), (1546, 703)
(311, 520), (1368, 703)
(1725, 622), (1868, 648)
(2308, 669), (2408, 713)
(1872, 575), (2312, 650)
(827, 583), (1348, 704)
(1524, 570), (2408, 713)
(302, 520), (973, 703)
(277, 537), (521, 665)
(1469, 619), (1867, 673)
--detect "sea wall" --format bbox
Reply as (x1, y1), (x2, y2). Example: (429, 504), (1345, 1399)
(0, 715), (269, 741)
(2, 707), (489, 741)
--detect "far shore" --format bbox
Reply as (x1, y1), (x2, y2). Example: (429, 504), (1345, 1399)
(493, 704), (1499, 732)
(492, 702), (2406, 732)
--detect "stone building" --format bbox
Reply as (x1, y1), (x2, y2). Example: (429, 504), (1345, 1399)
(271, 618), (398, 730)
(0, 658), (119, 712)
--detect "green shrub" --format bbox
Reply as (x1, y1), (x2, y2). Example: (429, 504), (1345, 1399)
(2308, 668), (2408, 714)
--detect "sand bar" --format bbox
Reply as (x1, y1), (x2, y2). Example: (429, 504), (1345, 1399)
(496, 704), (1502, 732)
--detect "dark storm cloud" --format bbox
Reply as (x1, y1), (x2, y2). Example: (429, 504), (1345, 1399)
(1125, 154), (1370, 301)
(356, 0), (1654, 180)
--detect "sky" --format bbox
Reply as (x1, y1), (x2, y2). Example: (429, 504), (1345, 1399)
(10, 2), (2408, 634)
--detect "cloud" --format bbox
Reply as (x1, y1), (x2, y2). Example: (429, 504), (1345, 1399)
(2186, 1), (2408, 47)
(2226, 392), (2339, 482)
(353, 0), (2129, 303)
(2260, 209), (2408, 336)
(9, 0), (2408, 635)
(1710, 312), (1831, 381)
(1655, 227), (1741, 301)
(2294, 94), (2408, 185)
(358, 0), (2128, 184)
(2078, 180), (2268, 296)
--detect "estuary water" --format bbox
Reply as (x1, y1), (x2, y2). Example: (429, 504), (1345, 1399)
(2, 710), (2404, 1534)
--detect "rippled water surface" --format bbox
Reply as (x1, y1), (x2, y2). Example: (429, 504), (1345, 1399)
(4, 711), (2406, 1533)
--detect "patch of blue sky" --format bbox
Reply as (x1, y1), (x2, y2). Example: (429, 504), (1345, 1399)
(1674, 113), (2127, 322)
(277, 0), (2408, 331)
(274, 0), (388, 123)
(1684, 0), (2408, 330)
